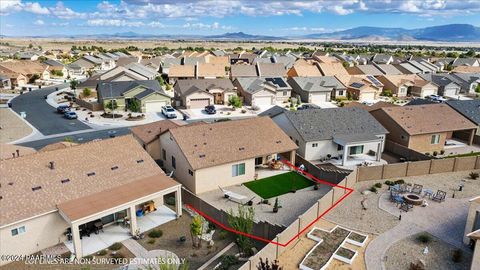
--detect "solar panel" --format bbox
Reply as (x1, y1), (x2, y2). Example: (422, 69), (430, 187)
(367, 75), (382, 86)
(266, 78), (288, 87)
(350, 82), (364, 88)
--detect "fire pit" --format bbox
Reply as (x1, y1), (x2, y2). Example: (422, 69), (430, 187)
(404, 194), (422, 206)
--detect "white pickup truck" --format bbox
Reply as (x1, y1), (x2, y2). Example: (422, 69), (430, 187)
(161, 105), (177, 119)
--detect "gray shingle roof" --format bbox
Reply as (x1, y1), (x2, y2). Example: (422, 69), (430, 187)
(257, 63), (286, 77)
(258, 105), (287, 118)
(125, 62), (157, 79)
(452, 58), (479, 67)
(288, 76), (345, 92)
(83, 55), (103, 65)
(356, 65), (383, 75)
(376, 64), (402, 75)
(231, 64), (258, 77)
(43, 59), (64, 67)
(236, 77), (291, 95)
(97, 80), (162, 99)
(174, 78), (234, 96)
(447, 100), (480, 125)
(419, 74), (459, 87)
(282, 107), (388, 142)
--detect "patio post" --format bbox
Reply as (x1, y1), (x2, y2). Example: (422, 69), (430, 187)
(71, 223), (82, 258)
(175, 186), (182, 218)
(342, 145), (349, 166)
(376, 142), (382, 161)
(128, 206), (138, 235)
(289, 150), (296, 165)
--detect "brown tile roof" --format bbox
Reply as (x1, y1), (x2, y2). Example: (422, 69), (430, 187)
(231, 64), (258, 77)
(378, 104), (477, 135)
(289, 60), (322, 77)
(0, 135), (171, 226)
(0, 60), (48, 75)
(116, 57), (140, 67)
(317, 62), (349, 76)
(57, 173), (179, 222)
(168, 117), (298, 170)
(168, 65), (195, 78)
(130, 120), (182, 145)
(258, 63), (287, 77)
(378, 74), (428, 88)
(452, 66), (480, 73)
(197, 63), (227, 77)
(205, 55), (230, 66)
(0, 144), (36, 160)
(39, 142), (78, 152)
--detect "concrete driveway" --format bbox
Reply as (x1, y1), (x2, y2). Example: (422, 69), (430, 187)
(10, 84), (92, 136)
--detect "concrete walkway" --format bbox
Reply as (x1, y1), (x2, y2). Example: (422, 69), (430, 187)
(365, 193), (471, 270)
(122, 238), (149, 258)
(122, 238), (180, 269)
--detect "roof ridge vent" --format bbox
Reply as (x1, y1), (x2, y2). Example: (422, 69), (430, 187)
(61, 179), (70, 184)
(32, 186), (42, 191)
(87, 172), (96, 177)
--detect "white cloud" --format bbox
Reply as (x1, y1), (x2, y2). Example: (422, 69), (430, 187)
(183, 21), (232, 30)
(24, 2), (49, 14)
(86, 19), (145, 27)
(33, 19), (44, 25)
(49, 2), (86, 19)
(0, 0), (22, 15)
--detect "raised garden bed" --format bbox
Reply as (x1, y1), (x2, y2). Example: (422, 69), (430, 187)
(333, 246), (357, 264)
(346, 231), (368, 247)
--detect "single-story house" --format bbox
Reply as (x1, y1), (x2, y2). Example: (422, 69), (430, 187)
(173, 78), (236, 108)
(272, 107), (388, 166)
(447, 100), (480, 135)
(43, 59), (67, 78)
(0, 60), (50, 81)
(168, 65), (195, 84)
(449, 73), (480, 94)
(97, 80), (171, 113)
(393, 62), (422, 75)
(372, 54), (394, 65)
(256, 63), (287, 77)
(347, 64), (383, 76)
(197, 63), (228, 79)
(342, 76), (383, 102)
(419, 74), (461, 97)
(230, 64), (258, 79)
(287, 76), (346, 104)
(287, 59), (323, 77)
(375, 64), (403, 75)
(377, 74), (438, 97)
(452, 58), (480, 67)
(314, 57), (350, 76)
(0, 135), (182, 263)
(234, 77), (292, 106)
(371, 104), (478, 153)
(131, 120), (183, 160)
(159, 117), (297, 194)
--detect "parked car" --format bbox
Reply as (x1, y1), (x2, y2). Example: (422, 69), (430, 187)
(426, 95), (447, 103)
(64, 111), (78, 119)
(56, 105), (70, 113)
(204, 105), (216, 114)
(297, 104), (320, 110)
(161, 105), (177, 119)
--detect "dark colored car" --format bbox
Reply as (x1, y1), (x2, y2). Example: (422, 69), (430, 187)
(56, 105), (70, 113)
(64, 111), (78, 119)
(204, 105), (216, 114)
(297, 104), (320, 110)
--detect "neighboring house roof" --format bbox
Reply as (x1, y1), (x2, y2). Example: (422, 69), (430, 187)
(131, 120), (183, 145)
(288, 76), (345, 92)
(289, 59), (323, 77)
(316, 61), (349, 76)
(211, 50), (226, 56)
(162, 58), (182, 69)
(235, 77), (291, 95)
(167, 117), (297, 170)
(70, 58), (95, 69)
(376, 64), (403, 75)
(452, 58), (479, 67)
(394, 62), (422, 74)
(168, 65), (195, 78)
(97, 80), (163, 99)
(103, 52), (119, 59)
(231, 64), (258, 77)
(83, 55), (103, 65)
(197, 63), (227, 77)
(0, 60), (48, 75)
(452, 66), (480, 73)
(0, 135), (178, 227)
(116, 56), (140, 67)
(257, 63), (287, 77)
(378, 74), (428, 88)
(113, 51), (129, 58)
(419, 74), (460, 88)
(125, 62), (158, 79)
(140, 57), (162, 69)
(281, 107), (388, 142)
(43, 59), (64, 67)
(183, 57), (206, 65)
(372, 54), (392, 64)
(175, 78), (234, 96)
(348, 64), (383, 76)
(273, 55), (297, 69)
(446, 100), (480, 126)
(0, 144), (36, 160)
(258, 105), (287, 118)
(345, 101), (396, 112)
(375, 104), (477, 135)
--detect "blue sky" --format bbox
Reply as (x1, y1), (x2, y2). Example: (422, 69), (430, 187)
(1, 0), (479, 36)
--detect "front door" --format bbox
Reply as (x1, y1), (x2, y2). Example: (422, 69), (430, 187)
(214, 93), (223, 105)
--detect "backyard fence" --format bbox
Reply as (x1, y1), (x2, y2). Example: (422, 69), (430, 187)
(384, 140), (432, 161)
(237, 169), (357, 270)
(294, 154), (351, 185)
(356, 155), (480, 182)
(75, 98), (103, 111)
(181, 188), (285, 249)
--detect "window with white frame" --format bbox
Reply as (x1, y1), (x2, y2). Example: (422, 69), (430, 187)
(312, 143), (318, 147)
(431, 134), (440, 144)
(232, 163), (245, 177)
(11, 226), (26, 236)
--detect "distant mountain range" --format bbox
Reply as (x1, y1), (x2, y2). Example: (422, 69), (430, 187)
(9, 24), (480, 42)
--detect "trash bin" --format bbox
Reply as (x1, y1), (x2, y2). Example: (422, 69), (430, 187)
(7, 102), (12, 108)
(38, 85), (42, 89)
(28, 87), (32, 92)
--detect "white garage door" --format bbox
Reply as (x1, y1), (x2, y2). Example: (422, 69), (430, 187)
(360, 92), (376, 102)
(145, 101), (167, 112)
(422, 88), (437, 97)
(443, 87), (457, 97)
(310, 93), (327, 104)
(190, 98), (210, 108)
(254, 96), (273, 106)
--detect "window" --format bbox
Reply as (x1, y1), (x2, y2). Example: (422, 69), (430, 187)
(312, 143), (318, 147)
(232, 163), (245, 177)
(188, 169), (193, 176)
(431, 134), (440, 144)
(11, 226), (25, 236)
(171, 156), (176, 169)
(401, 135), (407, 141)
(283, 90), (288, 96)
(162, 149), (166, 160)
(337, 144), (343, 151)
(338, 90), (344, 96)
(349, 145), (364, 155)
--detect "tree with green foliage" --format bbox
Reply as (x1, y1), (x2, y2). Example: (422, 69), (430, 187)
(51, 70), (64, 77)
(228, 95), (242, 110)
(28, 43), (33, 49)
(190, 215), (203, 248)
(128, 99), (141, 112)
(28, 74), (40, 83)
(166, 84), (172, 90)
(228, 205), (255, 255)
(475, 84), (480, 93)
(105, 100), (118, 112)
(380, 89), (393, 97)
(70, 78), (78, 90)
(156, 75), (166, 86)
(82, 88), (92, 97)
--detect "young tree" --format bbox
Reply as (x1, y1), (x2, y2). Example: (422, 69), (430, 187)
(228, 205), (255, 255)
(105, 100), (118, 112)
(190, 215), (203, 248)
(156, 75), (166, 86)
(228, 95), (242, 110)
(28, 74), (40, 83)
(82, 88), (92, 98)
(70, 78), (78, 90)
(128, 99), (141, 113)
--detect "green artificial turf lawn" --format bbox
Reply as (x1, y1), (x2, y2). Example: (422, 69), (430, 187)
(244, 171), (314, 199)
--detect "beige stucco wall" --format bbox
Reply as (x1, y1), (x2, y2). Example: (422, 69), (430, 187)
(408, 132), (447, 154)
(195, 158), (255, 194)
(146, 139), (161, 160)
(0, 212), (69, 266)
(464, 200), (480, 245)
(184, 91), (213, 109)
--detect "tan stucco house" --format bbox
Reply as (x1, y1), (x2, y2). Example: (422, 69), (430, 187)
(233, 77), (292, 106)
(377, 74), (438, 98)
(173, 78), (237, 108)
(371, 104), (478, 154)
(159, 117), (298, 194)
(0, 136), (182, 264)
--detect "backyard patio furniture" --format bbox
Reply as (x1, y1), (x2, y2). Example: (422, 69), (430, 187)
(411, 184), (423, 195)
(219, 186), (252, 204)
(432, 190), (447, 202)
(422, 188), (433, 198)
(393, 195), (404, 206)
(391, 184), (400, 192)
(400, 202), (413, 212)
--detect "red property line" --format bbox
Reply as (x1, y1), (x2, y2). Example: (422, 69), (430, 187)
(185, 160), (354, 247)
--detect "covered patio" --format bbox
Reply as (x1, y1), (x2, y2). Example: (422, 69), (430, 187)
(58, 174), (182, 258)
(333, 134), (384, 166)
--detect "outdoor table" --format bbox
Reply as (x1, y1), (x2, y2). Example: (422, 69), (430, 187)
(423, 189), (433, 198)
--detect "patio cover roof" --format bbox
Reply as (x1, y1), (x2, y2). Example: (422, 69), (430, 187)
(333, 133), (382, 146)
(57, 173), (179, 223)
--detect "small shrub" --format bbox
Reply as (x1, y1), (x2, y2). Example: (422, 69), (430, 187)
(433, 151), (438, 156)
(241, 109), (246, 114)
(374, 183), (382, 188)
(416, 233), (432, 244)
(370, 186), (377, 193)
(425, 152), (430, 156)
(148, 229), (163, 238)
(394, 179), (405, 185)
(384, 180), (394, 186)
(218, 255), (240, 270)
(452, 249), (463, 263)
(97, 249), (108, 256)
(109, 242), (122, 251)
(440, 150), (445, 155)
(469, 172), (479, 180)
(147, 239), (155, 245)
(219, 230), (228, 240)
(82, 88), (92, 97)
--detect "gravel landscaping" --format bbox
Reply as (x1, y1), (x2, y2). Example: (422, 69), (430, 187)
(0, 108), (33, 143)
(384, 232), (472, 270)
(136, 211), (235, 270)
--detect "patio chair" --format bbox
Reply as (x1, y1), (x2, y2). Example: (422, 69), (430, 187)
(400, 202), (413, 212)
(399, 184), (408, 193)
(411, 184), (423, 195)
(390, 190), (399, 202)
(394, 195), (404, 206)
(431, 190), (447, 202)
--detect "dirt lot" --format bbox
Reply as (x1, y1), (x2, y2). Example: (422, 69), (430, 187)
(0, 108), (33, 143)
